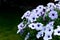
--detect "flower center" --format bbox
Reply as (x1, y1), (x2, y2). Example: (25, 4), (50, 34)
(50, 5), (51, 7)
(32, 17), (35, 20)
(58, 31), (60, 33)
(39, 7), (41, 9)
(20, 25), (23, 27)
(37, 24), (40, 27)
(43, 9), (45, 12)
(36, 10), (38, 12)
(52, 14), (54, 16)
(48, 35), (50, 38)
(37, 14), (39, 16)
(49, 29), (51, 31)
(32, 25), (34, 27)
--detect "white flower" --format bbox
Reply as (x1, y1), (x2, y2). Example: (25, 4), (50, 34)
(36, 6), (46, 17)
(28, 23), (36, 29)
(44, 27), (53, 35)
(46, 21), (54, 28)
(28, 16), (37, 22)
(54, 26), (60, 36)
(32, 8), (45, 18)
(47, 3), (56, 11)
(56, 4), (60, 10)
(44, 21), (54, 35)
(31, 9), (41, 18)
(48, 11), (58, 20)
(36, 5), (44, 10)
(35, 23), (43, 31)
(47, 2), (56, 8)
(43, 34), (52, 40)
(48, 21), (54, 26)
(21, 10), (31, 19)
(28, 10), (39, 22)
(28, 8), (44, 22)
(31, 9), (39, 13)
(36, 33), (40, 39)
(17, 22), (24, 30)
(54, 29), (60, 36)
(36, 30), (44, 39)
(17, 22), (24, 34)
(38, 11), (45, 17)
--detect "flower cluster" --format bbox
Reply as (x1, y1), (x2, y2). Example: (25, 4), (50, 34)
(17, 2), (60, 40)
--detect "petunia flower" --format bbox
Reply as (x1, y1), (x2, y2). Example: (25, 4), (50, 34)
(36, 30), (44, 39)
(45, 21), (54, 28)
(31, 9), (41, 18)
(28, 16), (37, 22)
(31, 9), (39, 13)
(43, 34), (52, 40)
(35, 23), (43, 31)
(36, 33), (40, 39)
(36, 5), (44, 10)
(36, 6), (46, 16)
(44, 27), (53, 35)
(44, 21), (54, 35)
(27, 10), (40, 22)
(47, 2), (56, 9)
(21, 10), (31, 19)
(56, 4), (60, 10)
(17, 22), (24, 29)
(42, 7), (46, 12)
(48, 11), (58, 20)
(47, 3), (57, 12)
(28, 23), (36, 29)
(17, 22), (24, 34)
(48, 21), (54, 26)
(54, 26), (60, 36)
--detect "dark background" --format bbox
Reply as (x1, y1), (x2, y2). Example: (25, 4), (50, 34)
(1, 0), (54, 12)
(0, 0), (55, 21)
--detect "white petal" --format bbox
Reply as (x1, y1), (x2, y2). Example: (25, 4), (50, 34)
(28, 23), (36, 29)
